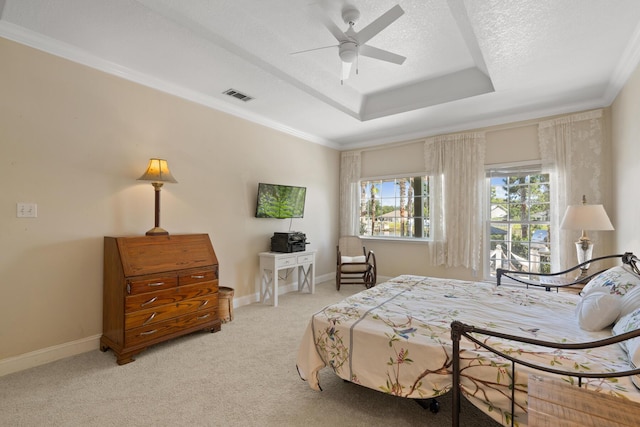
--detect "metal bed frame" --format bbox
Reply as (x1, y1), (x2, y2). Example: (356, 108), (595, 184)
(451, 252), (640, 426)
(496, 252), (640, 291)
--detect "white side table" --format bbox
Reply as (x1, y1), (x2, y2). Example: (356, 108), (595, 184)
(259, 250), (316, 306)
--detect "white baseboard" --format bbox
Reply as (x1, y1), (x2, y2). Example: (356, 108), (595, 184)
(1, 273), (338, 377)
(236, 272), (335, 308)
(0, 334), (101, 377)
(315, 272), (335, 285)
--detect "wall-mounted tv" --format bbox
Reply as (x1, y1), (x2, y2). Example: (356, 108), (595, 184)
(255, 183), (306, 219)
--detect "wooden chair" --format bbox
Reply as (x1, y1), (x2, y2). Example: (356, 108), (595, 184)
(336, 236), (377, 290)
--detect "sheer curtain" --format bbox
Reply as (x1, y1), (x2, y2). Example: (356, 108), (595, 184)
(538, 109), (606, 270)
(424, 132), (486, 271)
(339, 151), (361, 236)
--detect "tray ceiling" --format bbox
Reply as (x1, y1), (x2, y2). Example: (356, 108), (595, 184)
(2, 0), (640, 149)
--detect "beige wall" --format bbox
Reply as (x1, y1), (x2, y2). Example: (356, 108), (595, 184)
(0, 38), (340, 363)
(611, 62), (640, 255)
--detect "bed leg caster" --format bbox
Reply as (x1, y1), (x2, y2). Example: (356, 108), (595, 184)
(416, 398), (439, 413)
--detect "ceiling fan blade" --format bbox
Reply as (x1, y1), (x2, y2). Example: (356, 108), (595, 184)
(290, 44), (338, 55)
(355, 4), (404, 45)
(312, 4), (347, 42)
(359, 44), (406, 65)
(341, 61), (353, 81)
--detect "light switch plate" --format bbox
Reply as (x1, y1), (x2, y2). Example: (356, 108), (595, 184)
(17, 202), (37, 218)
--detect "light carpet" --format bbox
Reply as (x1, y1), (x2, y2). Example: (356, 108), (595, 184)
(0, 280), (500, 427)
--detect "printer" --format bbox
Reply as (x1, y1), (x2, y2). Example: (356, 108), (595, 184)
(271, 232), (308, 253)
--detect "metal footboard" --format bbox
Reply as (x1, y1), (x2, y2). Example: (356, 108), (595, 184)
(450, 321), (640, 427)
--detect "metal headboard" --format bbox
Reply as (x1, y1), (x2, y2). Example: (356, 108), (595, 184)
(496, 252), (640, 291)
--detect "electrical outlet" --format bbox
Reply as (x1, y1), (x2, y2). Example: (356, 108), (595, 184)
(17, 202), (37, 218)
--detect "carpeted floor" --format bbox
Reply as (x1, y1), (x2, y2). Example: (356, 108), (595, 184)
(0, 280), (501, 426)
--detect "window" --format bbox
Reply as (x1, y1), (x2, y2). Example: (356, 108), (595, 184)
(487, 165), (551, 278)
(359, 176), (430, 239)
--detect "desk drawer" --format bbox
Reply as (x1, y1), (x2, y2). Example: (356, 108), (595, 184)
(297, 254), (313, 264)
(124, 294), (218, 330)
(179, 266), (218, 286)
(276, 256), (297, 268)
(125, 307), (217, 348)
(127, 274), (177, 295)
(125, 282), (218, 312)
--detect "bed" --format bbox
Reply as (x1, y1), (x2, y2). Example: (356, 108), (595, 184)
(296, 253), (640, 426)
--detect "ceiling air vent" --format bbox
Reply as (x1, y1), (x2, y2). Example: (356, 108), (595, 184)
(223, 88), (254, 102)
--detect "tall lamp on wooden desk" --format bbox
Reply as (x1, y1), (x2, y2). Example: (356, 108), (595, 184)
(137, 158), (178, 236)
(560, 195), (614, 281)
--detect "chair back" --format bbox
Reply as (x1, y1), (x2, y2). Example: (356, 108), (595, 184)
(339, 236), (365, 257)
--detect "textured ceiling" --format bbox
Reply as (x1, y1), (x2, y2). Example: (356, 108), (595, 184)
(1, 0), (640, 149)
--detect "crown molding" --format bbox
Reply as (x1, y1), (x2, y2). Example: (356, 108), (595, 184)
(605, 21), (640, 103)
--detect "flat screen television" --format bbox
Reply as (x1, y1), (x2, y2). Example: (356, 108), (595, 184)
(255, 183), (306, 219)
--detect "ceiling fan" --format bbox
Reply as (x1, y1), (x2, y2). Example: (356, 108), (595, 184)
(293, 3), (406, 82)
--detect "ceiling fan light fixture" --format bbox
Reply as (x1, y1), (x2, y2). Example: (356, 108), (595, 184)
(339, 41), (358, 63)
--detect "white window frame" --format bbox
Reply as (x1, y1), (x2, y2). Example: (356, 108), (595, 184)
(484, 161), (552, 281)
(358, 173), (431, 242)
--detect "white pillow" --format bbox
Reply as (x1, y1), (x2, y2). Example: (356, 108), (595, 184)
(612, 307), (640, 388)
(576, 289), (622, 331)
(341, 255), (366, 263)
(579, 265), (640, 329)
(619, 285), (640, 321)
(582, 265), (640, 297)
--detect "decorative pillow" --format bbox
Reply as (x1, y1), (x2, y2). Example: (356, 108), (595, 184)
(576, 289), (621, 331)
(341, 255), (366, 263)
(582, 265), (640, 297)
(612, 307), (640, 388)
(619, 285), (640, 321)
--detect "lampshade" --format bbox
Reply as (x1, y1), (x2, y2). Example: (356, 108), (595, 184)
(137, 158), (178, 183)
(560, 204), (614, 231)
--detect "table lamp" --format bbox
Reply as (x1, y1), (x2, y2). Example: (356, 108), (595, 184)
(137, 158), (177, 236)
(560, 195), (614, 281)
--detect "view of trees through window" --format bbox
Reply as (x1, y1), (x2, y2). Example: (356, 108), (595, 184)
(488, 166), (551, 277)
(359, 176), (430, 239)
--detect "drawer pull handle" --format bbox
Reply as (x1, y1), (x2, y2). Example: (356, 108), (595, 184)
(191, 275), (205, 279)
(143, 312), (157, 325)
(140, 296), (158, 307)
(200, 300), (209, 308)
(147, 282), (165, 287)
(197, 313), (211, 320)
(140, 329), (158, 336)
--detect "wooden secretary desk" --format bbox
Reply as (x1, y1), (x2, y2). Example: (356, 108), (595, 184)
(100, 234), (221, 364)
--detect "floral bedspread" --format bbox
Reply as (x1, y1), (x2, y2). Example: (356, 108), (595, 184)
(296, 275), (640, 426)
